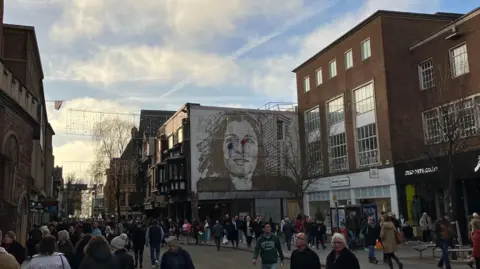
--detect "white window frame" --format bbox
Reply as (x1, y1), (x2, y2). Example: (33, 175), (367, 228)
(449, 43), (469, 78)
(422, 94), (480, 145)
(355, 123), (378, 168)
(329, 59), (337, 78)
(304, 76), (311, 92)
(344, 49), (353, 70)
(361, 38), (371, 60)
(168, 135), (174, 149)
(327, 96), (344, 126)
(353, 82), (375, 115)
(315, 68), (323, 86)
(418, 58), (435, 90)
(329, 132), (348, 173)
(304, 107), (322, 175)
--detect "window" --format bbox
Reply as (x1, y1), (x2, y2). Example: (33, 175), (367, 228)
(304, 76), (310, 92)
(329, 60), (337, 78)
(361, 39), (371, 60)
(422, 96), (480, 144)
(354, 83), (375, 115)
(315, 69), (323, 85)
(2, 135), (18, 202)
(168, 135), (174, 149)
(305, 107), (322, 175)
(177, 127), (183, 143)
(356, 123), (378, 168)
(418, 59), (435, 90)
(450, 43), (469, 77)
(344, 50), (353, 69)
(276, 120), (284, 140)
(329, 133), (347, 172)
(327, 97), (344, 125)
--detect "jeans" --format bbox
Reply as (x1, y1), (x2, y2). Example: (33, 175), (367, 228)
(261, 264), (278, 269)
(205, 229), (211, 241)
(368, 245), (375, 259)
(438, 240), (451, 269)
(285, 236), (292, 250)
(347, 230), (356, 249)
(133, 245), (144, 266)
(149, 244), (160, 265)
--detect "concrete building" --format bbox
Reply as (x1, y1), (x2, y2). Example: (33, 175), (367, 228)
(293, 10), (461, 231)
(150, 103), (299, 222)
(391, 7), (480, 241)
(0, 11), (54, 244)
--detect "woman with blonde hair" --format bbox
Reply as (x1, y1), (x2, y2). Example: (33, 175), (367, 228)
(57, 230), (74, 264)
(380, 214), (403, 269)
(325, 233), (360, 269)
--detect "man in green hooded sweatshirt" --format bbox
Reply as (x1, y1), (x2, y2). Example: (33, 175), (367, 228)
(252, 223), (284, 269)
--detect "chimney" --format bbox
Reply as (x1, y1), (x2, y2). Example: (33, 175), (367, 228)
(131, 126), (138, 139)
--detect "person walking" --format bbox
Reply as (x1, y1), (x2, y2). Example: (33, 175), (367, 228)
(0, 230), (20, 269)
(469, 217), (480, 269)
(111, 234), (135, 269)
(252, 223), (284, 269)
(27, 235), (71, 269)
(211, 220), (224, 251)
(361, 216), (380, 264)
(244, 216), (254, 248)
(79, 236), (118, 269)
(145, 220), (164, 266)
(160, 237), (195, 269)
(435, 216), (453, 269)
(70, 235), (92, 269)
(325, 233), (360, 269)
(290, 233), (321, 269)
(131, 221), (146, 268)
(380, 214), (403, 269)
(57, 230), (75, 264)
(282, 219), (294, 251)
(1, 231), (26, 266)
(419, 213), (432, 242)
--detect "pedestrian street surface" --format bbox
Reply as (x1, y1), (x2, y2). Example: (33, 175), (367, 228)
(22, 242), (459, 269)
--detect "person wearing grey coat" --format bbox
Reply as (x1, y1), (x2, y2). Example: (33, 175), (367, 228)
(211, 221), (224, 251)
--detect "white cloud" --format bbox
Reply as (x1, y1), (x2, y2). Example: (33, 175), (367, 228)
(250, 0), (442, 98)
(47, 97), (139, 181)
(49, 0), (306, 45)
(50, 45), (241, 87)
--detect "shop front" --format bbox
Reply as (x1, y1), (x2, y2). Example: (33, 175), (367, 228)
(395, 149), (480, 241)
(304, 167), (398, 232)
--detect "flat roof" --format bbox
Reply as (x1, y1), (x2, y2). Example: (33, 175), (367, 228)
(292, 10), (461, 73)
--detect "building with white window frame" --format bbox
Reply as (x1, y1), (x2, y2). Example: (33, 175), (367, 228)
(293, 10), (464, 231)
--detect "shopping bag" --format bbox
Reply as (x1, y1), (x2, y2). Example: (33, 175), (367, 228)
(395, 230), (404, 244)
(222, 235), (228, 244)
(375, 239), (383, 250)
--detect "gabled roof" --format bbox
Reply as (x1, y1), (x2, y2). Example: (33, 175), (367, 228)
(409, 7), (480, 50)
(292, 10), (461, 73)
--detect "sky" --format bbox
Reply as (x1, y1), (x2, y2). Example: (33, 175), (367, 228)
(4, 0), (478, 182)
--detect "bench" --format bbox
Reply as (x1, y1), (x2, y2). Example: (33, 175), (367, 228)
(434, 248), (473, 261)
(413, 244), (437, 259)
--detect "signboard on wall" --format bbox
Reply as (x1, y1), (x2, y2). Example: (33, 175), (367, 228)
(330, 177), (350, 188)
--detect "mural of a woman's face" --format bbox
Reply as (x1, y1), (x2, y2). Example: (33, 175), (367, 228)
(223, 120), (258, 177)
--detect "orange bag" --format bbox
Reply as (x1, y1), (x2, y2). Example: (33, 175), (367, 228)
(375, 239), (383, 249)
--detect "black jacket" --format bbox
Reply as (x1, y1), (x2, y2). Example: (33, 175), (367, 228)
(290, 247), (321, 269)
(2, 240), (26, 265)
(57, 240), (75, 264)
(131, 226), (146, 247)
(113, 249), (135, 269)
(282, 223), (295, 238)
(160, 248), (195, 269)
(362, 223), (381, 246)
(325, 248), (360, 269)
(79, 242), (118, 269)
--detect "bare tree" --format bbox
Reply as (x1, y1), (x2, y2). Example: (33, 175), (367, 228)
(284, 130), (322, 214)
(402, 61), (477, 220)
(91, 117), (133, 221)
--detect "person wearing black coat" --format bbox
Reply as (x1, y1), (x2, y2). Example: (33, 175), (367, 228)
(79, 236), (118, 269)
(361, 216), (381, 264)
(131, 222), (146, 268)
(111, 234), (135, 269)
(325, 233), (360, 269)
(1, 231), (26, 265)
(70, 234), (92, 269)
(282, 219), (295, 251)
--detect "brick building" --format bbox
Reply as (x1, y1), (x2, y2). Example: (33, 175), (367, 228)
(392, 7), (480, 240)
(0, 17), (54, 243)
(293, 10), (461, 231)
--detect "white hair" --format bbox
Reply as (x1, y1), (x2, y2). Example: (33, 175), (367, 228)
(331, 233), (347, 248)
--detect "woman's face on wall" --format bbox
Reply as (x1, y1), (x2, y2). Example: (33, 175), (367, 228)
(223, 120), (258, 177)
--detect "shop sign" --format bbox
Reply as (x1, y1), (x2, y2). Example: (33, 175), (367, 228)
(330, 177), (350, 188)
(404, 166), (438, 176)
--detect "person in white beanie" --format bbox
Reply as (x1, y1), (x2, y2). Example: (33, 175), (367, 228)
(110, 234), (134, 269)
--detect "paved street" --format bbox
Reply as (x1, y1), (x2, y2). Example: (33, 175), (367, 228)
(21, 240), (465, 269)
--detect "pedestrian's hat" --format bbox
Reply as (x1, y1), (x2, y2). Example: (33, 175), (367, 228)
(110, 233), (128, 249)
